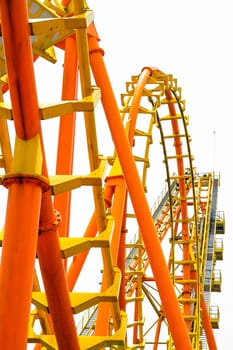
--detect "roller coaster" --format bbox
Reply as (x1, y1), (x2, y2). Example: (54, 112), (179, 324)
(0, 1), (225, 349)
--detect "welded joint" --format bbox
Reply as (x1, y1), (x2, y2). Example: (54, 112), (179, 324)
(1, 173), (49, 191)
(1, 133), (48, 189)
(39, 208), (62, 233)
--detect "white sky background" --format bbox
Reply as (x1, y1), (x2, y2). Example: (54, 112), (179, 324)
(87, 0), (233, 348)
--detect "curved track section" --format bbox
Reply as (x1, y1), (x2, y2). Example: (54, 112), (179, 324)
(0, 1), (221, 350)
(118, 69), (217, 349)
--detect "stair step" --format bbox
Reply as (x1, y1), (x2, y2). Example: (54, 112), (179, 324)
(32, 267), (121, 314)
(28, 311), (127, 349)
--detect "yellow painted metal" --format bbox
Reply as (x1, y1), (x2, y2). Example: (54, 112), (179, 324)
(12, 135), (43, 174)
(72, 1), (106, 233)
(32, 267), (121, 313)
(0, 92), (12, 173)
(59, 216), (114, 257)
(30, 13), (94, 34)
(0, 103), (13, 120)
(0, 87), (100, 120)
(0, 119), (12, 173)
(29, 311), (127, 349)
(40, 88), (100, 119)
(0, 86), (12, 172)
(32, 272), (53, 336)
(49, 156), (106, 195)
(49, 174), (102, 194)
(214, 237), (223, 260)
(216, 211), (225, 234)
(28, 0), (60, 18)
(210, 306), (220, 329)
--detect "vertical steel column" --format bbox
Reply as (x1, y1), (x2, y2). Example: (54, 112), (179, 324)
(73, 1), (106, 233)
(0, 1), (42, 348)
(117, 202), (127, 312)
(55, 35), (78, 237)
(94, 174), (126, 335)
(0, 2), (80, 349)
(0, 180), (42, 349)
(37, 210), (80, 350)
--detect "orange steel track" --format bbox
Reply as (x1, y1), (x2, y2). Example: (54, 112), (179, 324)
(0, 1), (223, 349)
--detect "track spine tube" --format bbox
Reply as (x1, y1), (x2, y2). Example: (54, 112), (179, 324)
(88, 26), (192, 350)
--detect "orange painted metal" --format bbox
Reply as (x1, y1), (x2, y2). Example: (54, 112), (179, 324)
(0, 117), (12, 173)
(36, 178), (80, 350)
(127, 67), (152, 146)
(201, 294), (218, 350)
(153, 314), (164, 350)
(0, 2), (43, 348)
(37, 209), (80, 350)
(105, 176), (127, 265)
(62, 0), (71, 6)
(0, 180), (42, 348)
(117, 204), (128, 312)
(166, 90), (192, 330)
(88, 26), (192, 349)
(54, 35), (78, 238)
(0, 2), (80, 349)
(0, 1), (40, 140)
(38, 178), (80, 349)
(94, 175), (127, 335)
(67, 212), (97, 290)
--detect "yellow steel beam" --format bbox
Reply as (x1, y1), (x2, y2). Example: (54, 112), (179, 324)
(0, 88), (100, 120)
